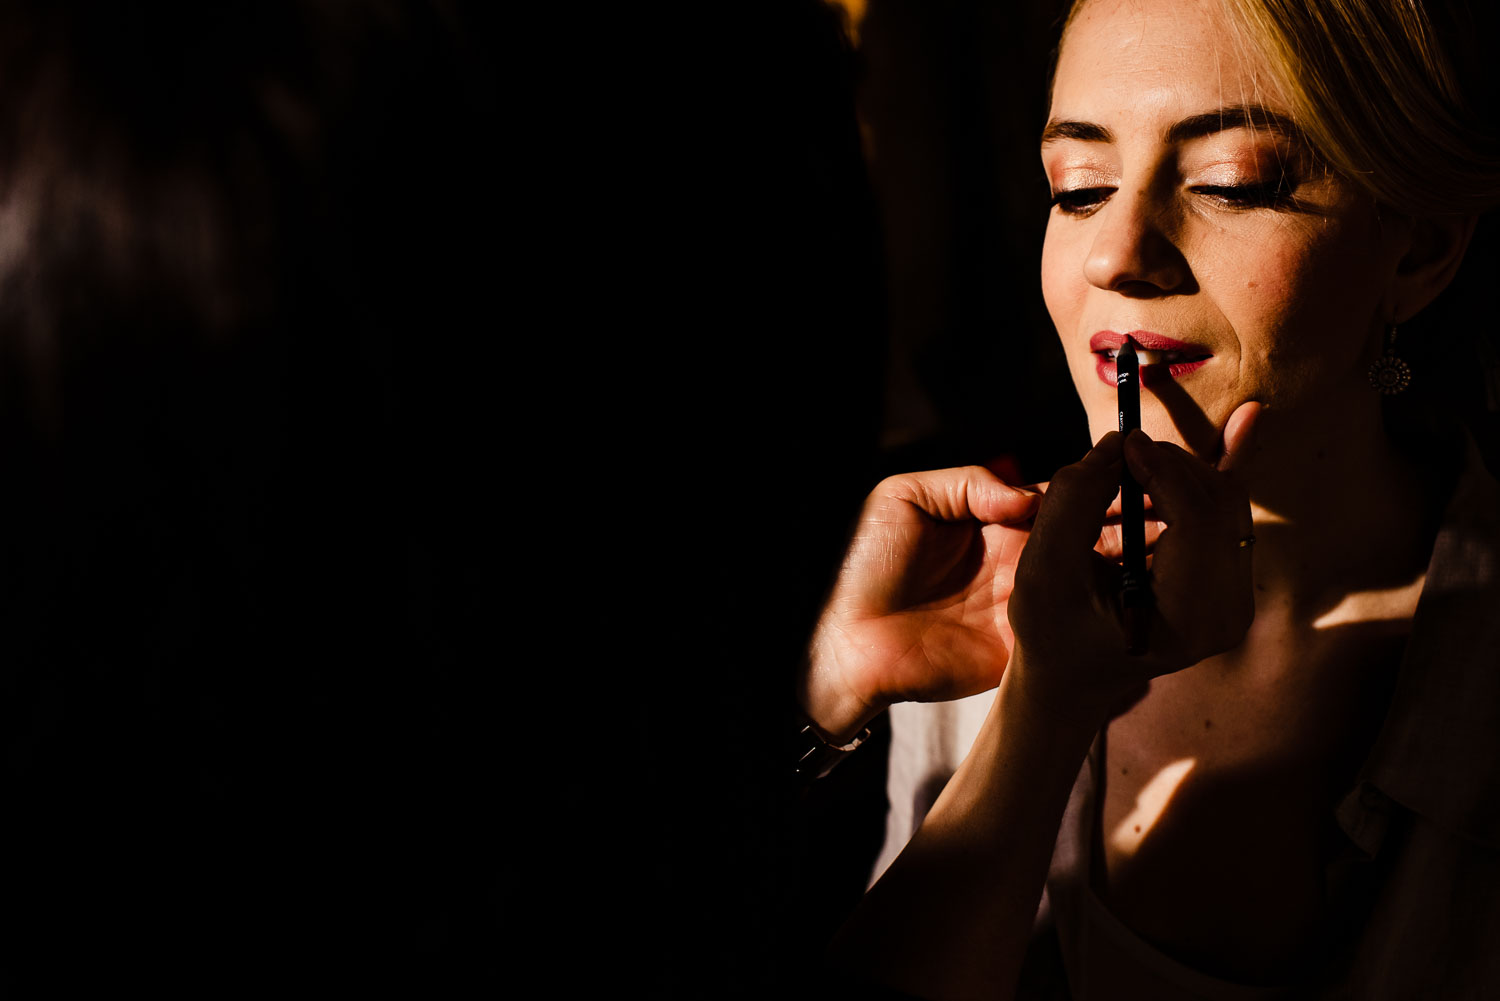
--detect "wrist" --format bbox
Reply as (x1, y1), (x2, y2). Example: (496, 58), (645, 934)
(792, 712), (875, 781)
(1002, 644), (1125, 740)
(798, 633), (886, 744)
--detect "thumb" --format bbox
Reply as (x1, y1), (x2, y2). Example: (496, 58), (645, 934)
(889, 466), (1041, 525)
(1217, 401), (1262, 475)
(968, 472), (1043, 525)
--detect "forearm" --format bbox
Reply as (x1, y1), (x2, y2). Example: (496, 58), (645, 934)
(827, 650), (1098, 1001)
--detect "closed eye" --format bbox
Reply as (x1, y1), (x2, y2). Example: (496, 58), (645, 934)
(1191, 179), (1294, 209)
(1050, 186), (1114, 216)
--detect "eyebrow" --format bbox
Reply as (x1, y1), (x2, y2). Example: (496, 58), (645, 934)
(1040, 104), (1303, 147)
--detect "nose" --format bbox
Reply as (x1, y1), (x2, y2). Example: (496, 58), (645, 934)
(1081, 187), (1190, 296)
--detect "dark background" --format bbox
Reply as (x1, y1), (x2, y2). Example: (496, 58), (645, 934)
(2, 1), (501, 990)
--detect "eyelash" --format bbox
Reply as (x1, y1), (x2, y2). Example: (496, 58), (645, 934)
(1049, 179), (1294, 216)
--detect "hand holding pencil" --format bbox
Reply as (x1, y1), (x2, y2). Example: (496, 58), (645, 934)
(1005, 395), (1260, 728)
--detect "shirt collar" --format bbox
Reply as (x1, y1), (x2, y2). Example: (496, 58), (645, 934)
(1341, 427), (1500, 851)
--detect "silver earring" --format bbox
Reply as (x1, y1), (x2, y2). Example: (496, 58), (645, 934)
(1368, 324), (1411, 395)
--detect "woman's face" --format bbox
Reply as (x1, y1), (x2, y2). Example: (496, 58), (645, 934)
(1041, 0), (1410, 454)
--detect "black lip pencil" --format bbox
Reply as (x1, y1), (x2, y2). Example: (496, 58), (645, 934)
(1117, 335), (1151, 654)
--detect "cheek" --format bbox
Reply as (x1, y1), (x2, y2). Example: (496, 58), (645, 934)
(1040, 226), (1074, 324)
(1040, 228), (1097, 390)
(1041, 224), (1093, 358)
(1214, 242), (1305, 363)
(1223, 222), (1386, 398)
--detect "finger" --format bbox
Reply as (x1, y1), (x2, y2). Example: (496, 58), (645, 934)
(1148, 438), (1237, 524)
(1123, 431), (1215, 527)
(884, 466), (1042, 525)
(1217, 401), (1262, 475)
(1104, 491), (1154, 520)
(1103, 404), (1260, 512)
(1026, 432), (1126, 570)
(1134, 435), (1252, 538)
(1095, 517), (1165, 559)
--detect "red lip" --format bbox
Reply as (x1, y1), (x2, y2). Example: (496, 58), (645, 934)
(1090, 330), (1202, 353)
(1091, 330), (1212, 387)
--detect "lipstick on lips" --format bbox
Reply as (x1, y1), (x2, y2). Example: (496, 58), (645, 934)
(1092, 330), (1212, 388)
(1116, 336), (1152, 656)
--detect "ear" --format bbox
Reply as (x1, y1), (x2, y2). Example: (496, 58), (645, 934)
(1390, 214), (1478, 323)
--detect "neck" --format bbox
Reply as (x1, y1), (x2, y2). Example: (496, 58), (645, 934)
(1237, 389), (1433, 611)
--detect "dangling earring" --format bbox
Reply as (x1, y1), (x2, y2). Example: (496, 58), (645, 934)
(1368, 324), (1411, 395)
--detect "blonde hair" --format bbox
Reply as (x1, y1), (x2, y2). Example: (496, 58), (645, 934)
(1061, 0), (1500, 217)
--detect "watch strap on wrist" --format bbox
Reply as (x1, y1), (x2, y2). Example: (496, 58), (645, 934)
(793, 717), (872, 781)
